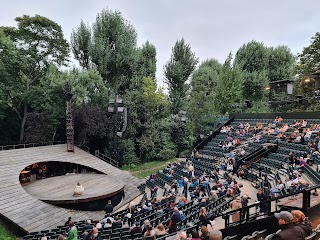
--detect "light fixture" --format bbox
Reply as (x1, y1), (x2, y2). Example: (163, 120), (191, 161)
(304, 78), (311, 83)
(265, 86), (271, 91)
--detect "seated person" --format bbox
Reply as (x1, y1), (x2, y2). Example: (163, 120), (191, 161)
(270, 180), (285, 197)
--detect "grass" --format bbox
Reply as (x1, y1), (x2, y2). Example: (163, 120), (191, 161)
(121, 159), (177, 179)
(0, 221), (15, 240)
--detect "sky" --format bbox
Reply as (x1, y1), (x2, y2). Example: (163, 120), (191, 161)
(1, 0), (320, 87)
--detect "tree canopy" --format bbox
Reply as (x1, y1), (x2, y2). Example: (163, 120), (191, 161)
(0, 10), (317, 166)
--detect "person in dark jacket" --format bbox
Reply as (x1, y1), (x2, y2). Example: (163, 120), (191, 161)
(130, 222), (143, 237)
(256, 188), (268, 214)
(104, 200), (113, 214)
(272, 211), (310, 240)
(169, 207), (181, 233)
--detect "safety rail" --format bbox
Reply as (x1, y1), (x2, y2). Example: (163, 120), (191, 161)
(194, 117), (235, 151)
(0, 141), (65, 151)
(222, 184), (320, 228)
(94, 150), (119, 168)
(0, 141), (120, 168)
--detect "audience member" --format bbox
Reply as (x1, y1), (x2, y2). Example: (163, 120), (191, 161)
(66, 221), (77, 240)
(209, 230), (223, 240)
(130, 222), (142, 237)
(272, 211), (310, 240)
(104, 200), (113, 214)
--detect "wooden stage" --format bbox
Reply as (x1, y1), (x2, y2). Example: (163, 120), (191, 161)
(23, 174), (124, 203)
(0, 144), (144, 233)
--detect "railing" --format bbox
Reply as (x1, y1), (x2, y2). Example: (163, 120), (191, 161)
(0, 141), (120, 168)
(239, 143), (278, 169)
(222, 183), (320, 228)
(94, 150), (119, 168)
(0, 141), (66, 151)
(194, 117), (235, 151)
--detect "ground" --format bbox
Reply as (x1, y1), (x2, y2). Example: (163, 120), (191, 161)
(121, 159), (178, 179)
(0, 220), (15, 240)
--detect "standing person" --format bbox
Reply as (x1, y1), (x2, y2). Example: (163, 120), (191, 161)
(183, 176), (189, 199)
(169, 207), (181, 233)
(126, 201), (135, 227)
(229, 196), (242, 222)
(241, 195), (249, 220)
(66, 221), (77, 240)
(104, 200), (113, 214)
(256, 188), (268, 215)
(188, 163), (195, 179)
(178, 176), (184, 196)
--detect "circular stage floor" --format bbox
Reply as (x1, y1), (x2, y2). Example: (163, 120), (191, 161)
(23, 173), (125, 204)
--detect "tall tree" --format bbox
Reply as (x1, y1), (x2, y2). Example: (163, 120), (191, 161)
(130, 41), (157, 90)
(1, 15), (69, 142)
(137, 41), (157, 79)
(298, 32), (320, 74)
(164, 38), (198, 114)
(71, 20), (91, 70)
(188, 59), (222, 132)
(214, 53), (243, 114)
(295, 32), (320, 96)
(90, 9), (137, 93)
(268, 46), (295, 81)
(234, 41), (269, 102)
(235, 40), (269, 73)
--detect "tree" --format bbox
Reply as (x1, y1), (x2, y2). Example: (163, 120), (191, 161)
(164, 38), (198, 114)
(268, 46), (295, 82)
(188, 59), (222, 132)
(29, 66), (108, 142)
(235, 40), (269, 73)
(0, 29), (21, 119)
(1, 15), (69, 142)
(136, 41), (157, 79)
(295, 32), (320, 96)
(71, 20), (91, 70)
(214, 53), (243, 114)
(298, 32), (320, 74)
(241, 70), (268, 102)
(90, 9), (137, 93)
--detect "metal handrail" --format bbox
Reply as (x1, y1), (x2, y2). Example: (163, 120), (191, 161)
(0, 141), (65, 151)
(222, 184), (320, 227)
(0, 141), (120, 168)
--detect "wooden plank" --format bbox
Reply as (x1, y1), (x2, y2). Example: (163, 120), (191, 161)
(0, 144), (143, 232)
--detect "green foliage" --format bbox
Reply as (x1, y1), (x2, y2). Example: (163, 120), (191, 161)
(0, 221), (15, 240)
(295, 32), (320, 97)
(299, 32), (320, 73)
(214, 53), (243, 114)
(136, 41), (157, 79)
(188, 59), (222, 131)
(164, 38), (198, 114)
(1, 15), (69, 143)
(242, 70), (268, 102)
(235, 40), (269, 72)
(91, 9), (137, 93)
(71, 20), (91, 70)
(268, 46), (295, 81)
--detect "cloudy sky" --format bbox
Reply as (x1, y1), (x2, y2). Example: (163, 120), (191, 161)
(2, 0), (320, 87)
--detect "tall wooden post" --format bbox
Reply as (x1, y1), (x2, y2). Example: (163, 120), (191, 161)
(64, 81), (74, 152)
